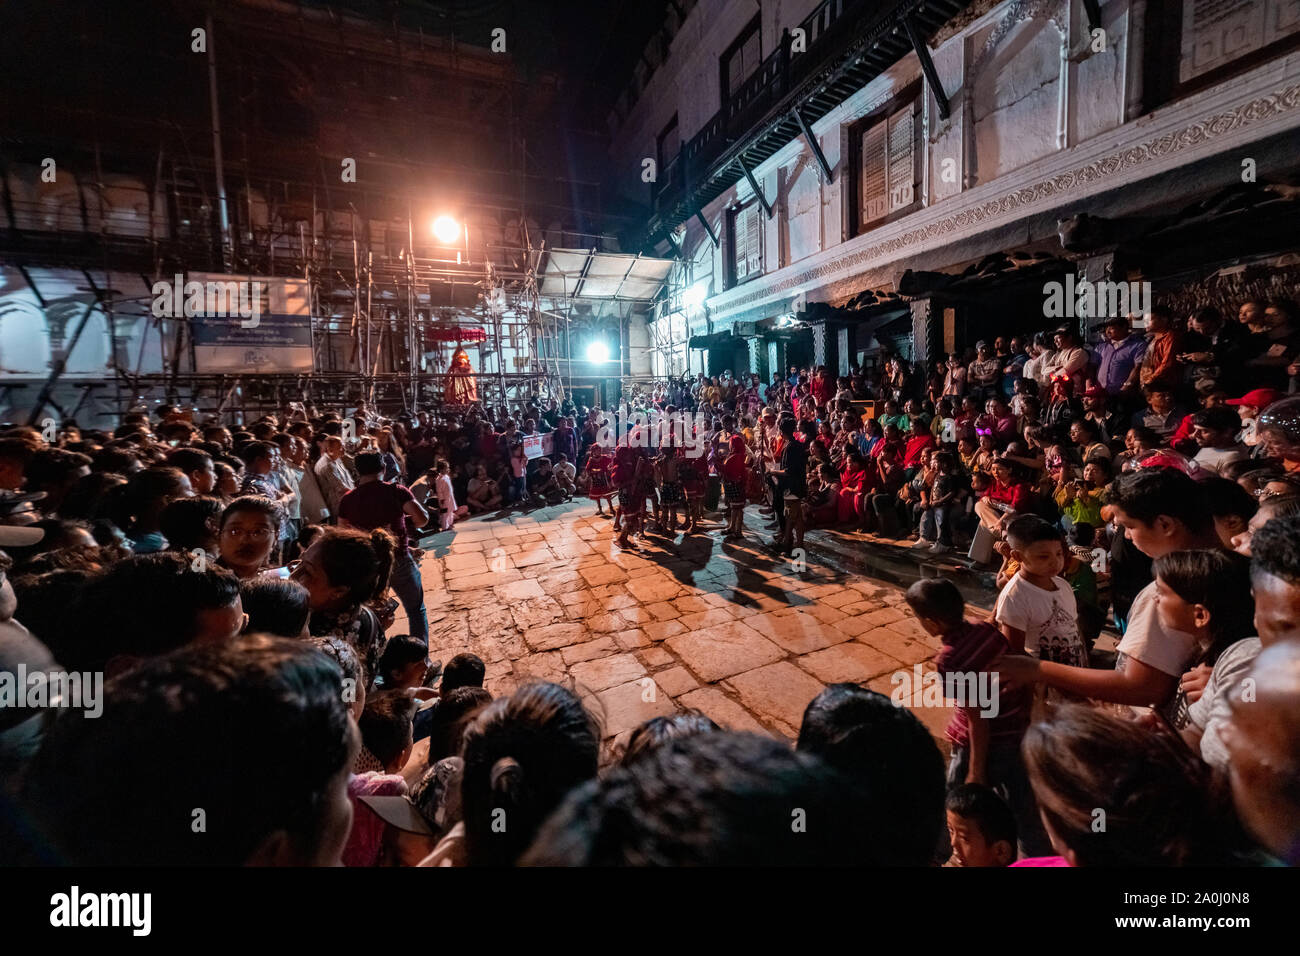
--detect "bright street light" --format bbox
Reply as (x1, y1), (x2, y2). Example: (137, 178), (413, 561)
(684, 283), (707, 310)
(586, 341), (610, 363)
(432, 215), (461, 244)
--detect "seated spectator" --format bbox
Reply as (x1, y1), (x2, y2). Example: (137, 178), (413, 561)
(806, 463), (840, 527)
(1191, 405), (1248, 476)
(1230, 492), (1300, 555)
(1068, 417), (1110, 462)
(1115, 425), (1162, 472)
(969, 457), (1034, 565)
(1055, 472), (1104, 531)
(291, 526), (394, 677)
(1130, 384), (1185, 442)
(553, 453), (577, 499)
(422, 686), (493, 766)
(1225, 386), (1281, 449)
(1202, 475), (1258, 550)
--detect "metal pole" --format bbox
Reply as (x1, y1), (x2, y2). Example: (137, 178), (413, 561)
(366, 250), (374, 402)
(407, 207), (417, 411)
(205, 11), (233, 271)
(28, 299), (98, 427)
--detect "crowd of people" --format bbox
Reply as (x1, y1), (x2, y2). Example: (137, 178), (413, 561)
(2, 297), (1300, 866)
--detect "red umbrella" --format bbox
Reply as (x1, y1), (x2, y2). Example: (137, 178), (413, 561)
(424, 325), (487, 344)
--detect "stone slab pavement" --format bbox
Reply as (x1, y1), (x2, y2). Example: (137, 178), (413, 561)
(391, 501), (957, 755)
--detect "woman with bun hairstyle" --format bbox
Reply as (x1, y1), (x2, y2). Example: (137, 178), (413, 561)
(291, 525), (395, 678)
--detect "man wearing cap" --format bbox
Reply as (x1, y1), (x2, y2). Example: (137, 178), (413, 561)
(1042, 327), (1089, 392)
(1082, 386), (1125, 445)
(1226, 388), (1282, 449)
(1093, 315), (1147, 403)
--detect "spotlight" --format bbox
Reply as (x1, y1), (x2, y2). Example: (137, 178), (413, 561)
(432, 216), (461, 244)
(586, 341), (610, 363)
(684, 284), (707, 310)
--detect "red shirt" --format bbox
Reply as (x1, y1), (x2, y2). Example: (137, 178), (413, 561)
(904, 433), (936, 466)
(613, 446), (642, 485)
(935, 620), (1031, 746)
(1170, 412), (1196, 447)
(987, 479), (1030, 512)
(721, 452), (748, 483)
(339, 480), (416, 551)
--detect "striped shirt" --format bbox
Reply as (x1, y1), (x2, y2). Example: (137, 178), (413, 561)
(934, 620), (1031, 747)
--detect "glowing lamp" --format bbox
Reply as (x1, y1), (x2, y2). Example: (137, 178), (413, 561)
(432, 216), (461, 244)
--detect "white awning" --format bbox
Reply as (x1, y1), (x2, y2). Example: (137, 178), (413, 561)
(538, 248), (673, 301)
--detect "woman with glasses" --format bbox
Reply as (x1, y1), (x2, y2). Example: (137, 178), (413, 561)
(217, 496), (284, 580)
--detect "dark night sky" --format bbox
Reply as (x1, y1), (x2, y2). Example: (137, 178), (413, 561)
(280, 0), (673, 124)
(0, 0), (671, 240)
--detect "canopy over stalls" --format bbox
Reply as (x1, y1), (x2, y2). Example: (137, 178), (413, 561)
(537, 249), (673, 303)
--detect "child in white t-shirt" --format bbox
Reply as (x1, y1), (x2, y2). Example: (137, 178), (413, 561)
(553, 453), (577, 499)
(434, 459), (457, 531)
(992, 515), (1085, 667)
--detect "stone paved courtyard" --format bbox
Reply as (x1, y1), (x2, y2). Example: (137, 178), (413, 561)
(394, 501), (955, 753)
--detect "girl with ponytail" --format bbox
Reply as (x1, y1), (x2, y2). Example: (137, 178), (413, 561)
(430, 682), (599, 867)
(290, 525), (395, 678)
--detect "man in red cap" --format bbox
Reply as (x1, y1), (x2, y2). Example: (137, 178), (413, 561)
(1081, 386), (1125, 445)
(1226, 387), (1283, 449)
